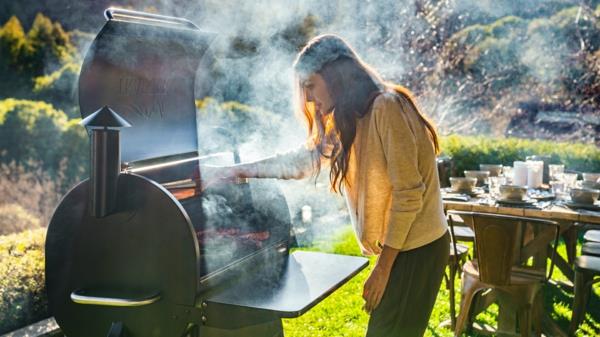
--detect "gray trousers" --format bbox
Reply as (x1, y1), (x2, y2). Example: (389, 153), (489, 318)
(366, 231), (450, 337)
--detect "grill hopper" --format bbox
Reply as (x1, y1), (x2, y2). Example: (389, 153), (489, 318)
(46, 8), (368, 337)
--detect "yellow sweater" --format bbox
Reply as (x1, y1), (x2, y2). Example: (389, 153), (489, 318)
(256, 92), (448, 255)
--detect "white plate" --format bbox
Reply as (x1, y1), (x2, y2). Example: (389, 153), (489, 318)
(496, 198), (536, 205)
(564, 201), (600, 212)
(445, 187), (484, 196)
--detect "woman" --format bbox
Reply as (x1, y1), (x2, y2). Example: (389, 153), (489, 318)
(204, 34), (449, 337)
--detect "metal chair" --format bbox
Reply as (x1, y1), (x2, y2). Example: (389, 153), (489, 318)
(452, 222), (476, 243)
(583, 229), (600, 243)
(446, 216), (470, 329)
(445, 212), (475, 246)
(582, 242), (600, 258)
(449, 211), (560, 337)
(569, 255), (600, 334)
(444, 211), (476, 260)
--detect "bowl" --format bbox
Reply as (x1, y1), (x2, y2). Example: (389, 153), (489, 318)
(570, 188), (600, 205)
(479, 164), (503, 177)
(582, 180), (600, 190)
(499, 185), (528, 201)
(582, 172), (600, 183)
(450, 177), (477, 193)
(464, 170), (490, 186)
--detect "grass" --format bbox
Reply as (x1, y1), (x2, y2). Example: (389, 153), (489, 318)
(2, 225), (599, 336)
(283, 226), (600, 337)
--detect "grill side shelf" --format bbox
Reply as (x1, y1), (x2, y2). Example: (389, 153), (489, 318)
(201, 251), (368, 326)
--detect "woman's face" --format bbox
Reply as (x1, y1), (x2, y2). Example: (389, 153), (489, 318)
(303, 73), (334, 116)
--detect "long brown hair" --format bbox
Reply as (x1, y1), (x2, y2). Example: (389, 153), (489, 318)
(293, 35), (440, 193)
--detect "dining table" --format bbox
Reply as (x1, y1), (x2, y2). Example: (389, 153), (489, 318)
(441, 187), (600, 337)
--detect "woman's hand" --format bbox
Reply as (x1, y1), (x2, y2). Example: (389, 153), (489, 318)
(362, 244), (400, 313)
(362, 263), (392, 313)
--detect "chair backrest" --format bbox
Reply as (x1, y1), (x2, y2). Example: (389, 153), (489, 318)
(448, 210), (559, 286)
(436, 156), (452, 188)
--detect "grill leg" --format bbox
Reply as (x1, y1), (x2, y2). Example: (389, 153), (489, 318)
(107, 322), (127, 337)
(182, 324), (199, 337)
(199, 319), (283, 336)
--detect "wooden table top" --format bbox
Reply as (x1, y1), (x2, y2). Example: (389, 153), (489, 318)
(443, 197), (600, 225)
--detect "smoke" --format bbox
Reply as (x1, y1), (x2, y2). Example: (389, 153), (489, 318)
(182, 1), (424, 247)
(177, 0), (595, 245)
(68, 0), (597, 249)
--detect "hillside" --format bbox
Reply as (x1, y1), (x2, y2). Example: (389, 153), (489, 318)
(424, 5), (600, 142)
(0, 1), (599, 163)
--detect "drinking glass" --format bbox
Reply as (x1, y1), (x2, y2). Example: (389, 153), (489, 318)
(526, 161), (543, 188)
(489, 176), (507, 199)
(513, 161), (528, 186)
(561, 173), (578, 193)
(502, 166), (513, 184)
(549, 164), (565, 181)
(550, 180), (565, 199)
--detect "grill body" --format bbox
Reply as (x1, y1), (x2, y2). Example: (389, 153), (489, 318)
(45, 8), (368, 337)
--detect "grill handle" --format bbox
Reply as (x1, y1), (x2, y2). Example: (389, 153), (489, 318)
(104, 7), (199, 30)
(71, 289), (161, 307)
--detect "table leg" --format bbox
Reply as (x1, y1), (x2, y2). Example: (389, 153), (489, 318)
(562, 224), (578, 265)
(547, 221), (577, 283)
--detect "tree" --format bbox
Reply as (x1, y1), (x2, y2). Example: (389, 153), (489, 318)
(0, 13), (77, 99)
(0, 16), (26, 66)
(0, 99), (67, 171)
(24, 13), (74, 75)
(0, 16), (30, 97)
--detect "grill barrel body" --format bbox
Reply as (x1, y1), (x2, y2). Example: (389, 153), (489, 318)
(46, 174), (201, 337)
(46, 173), (294, 337)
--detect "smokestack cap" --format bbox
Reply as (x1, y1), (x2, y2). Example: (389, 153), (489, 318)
(81, 106), (132, 129)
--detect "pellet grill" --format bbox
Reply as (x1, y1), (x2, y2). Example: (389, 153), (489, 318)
(45, 8), (368, 337)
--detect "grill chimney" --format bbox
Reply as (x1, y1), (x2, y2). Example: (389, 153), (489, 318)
(81, 106), (131, 217)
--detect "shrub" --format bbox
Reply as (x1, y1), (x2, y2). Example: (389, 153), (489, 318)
(440, 134), (600, 176)
(0, 228), (48, 334)
(33, 62), (80, 115)
(0, 99), (67, 171)
(443, 16), (528, 78)
(438, 5), (600, 115)
(0, 99), (88, 184)
(0, 161), (62, 224)
(0, 204), (40, 236)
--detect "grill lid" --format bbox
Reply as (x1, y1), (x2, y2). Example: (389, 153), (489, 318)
(79, 8), (214, 163)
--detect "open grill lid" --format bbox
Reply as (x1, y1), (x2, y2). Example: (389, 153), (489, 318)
(79, 8), (215, 164)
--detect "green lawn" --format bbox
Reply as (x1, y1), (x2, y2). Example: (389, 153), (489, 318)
(283, 227), (600, 337)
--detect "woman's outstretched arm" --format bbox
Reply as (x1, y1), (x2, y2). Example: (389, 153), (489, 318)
(237, 145), (318, 179)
